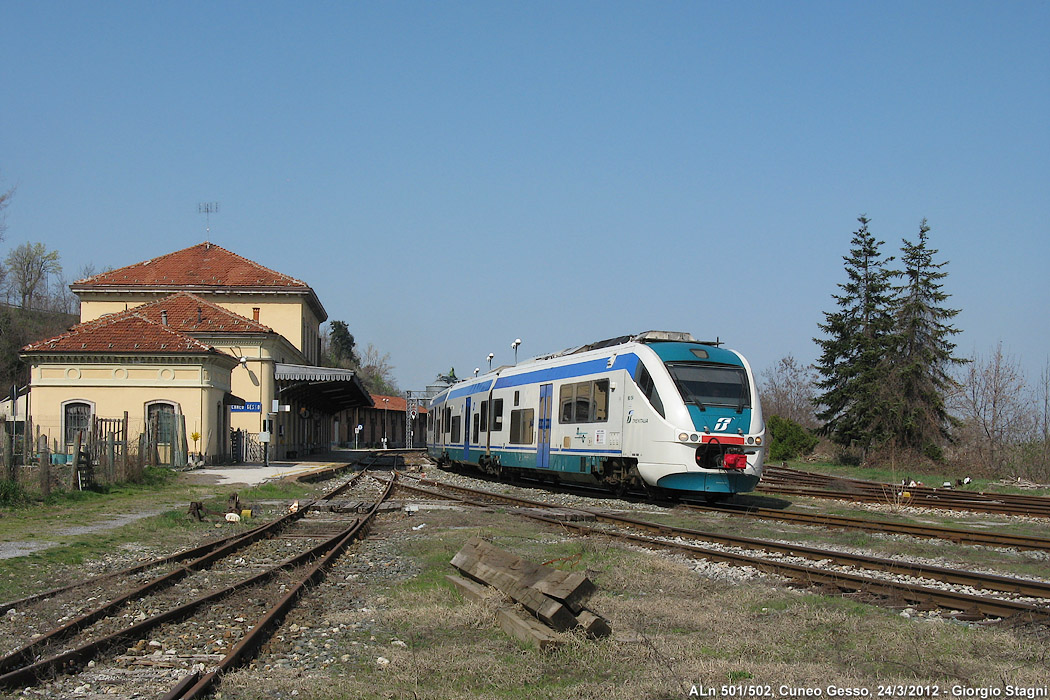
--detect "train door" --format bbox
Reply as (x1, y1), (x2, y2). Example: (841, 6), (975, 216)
(537, 383), (553, 468)
(463, 397), (471, 461)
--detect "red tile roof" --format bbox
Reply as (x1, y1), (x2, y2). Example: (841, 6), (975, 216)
(128, 292), (274, 334)
(370, 394), (427, 413)
(74, 242), (309, 289)
(22, 311), (225, 355)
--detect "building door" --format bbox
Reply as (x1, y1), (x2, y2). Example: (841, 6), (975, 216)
(63, 402), (92, 451)
(537, 383), (553, 469)
(146, 402), (176, 466)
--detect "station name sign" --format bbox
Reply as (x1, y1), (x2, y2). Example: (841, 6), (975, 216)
(231, 402), (262, 413)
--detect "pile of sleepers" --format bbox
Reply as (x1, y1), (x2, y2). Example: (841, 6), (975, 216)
(447, 537), (611, 650)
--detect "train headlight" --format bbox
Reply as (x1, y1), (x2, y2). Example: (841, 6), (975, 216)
(747, 437), (754, 445)
(678, 432), (690, 442)
(755, 436), (763, 445)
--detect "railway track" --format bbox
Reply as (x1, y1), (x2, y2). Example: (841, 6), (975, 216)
(681, 501), (1050, 553)
(441, 462), (1050, 553)
(759, 465), (1050, 518)
(389, 472), (1050, 625)
(0, 467), (396, 699)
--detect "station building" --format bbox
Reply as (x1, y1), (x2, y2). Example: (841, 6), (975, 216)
(20, 242), (372, 464)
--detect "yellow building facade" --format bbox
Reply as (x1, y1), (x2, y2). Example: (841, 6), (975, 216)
(22, 243), (370, 465)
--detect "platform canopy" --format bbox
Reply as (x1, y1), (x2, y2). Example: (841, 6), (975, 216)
(274, 363), (374, 413)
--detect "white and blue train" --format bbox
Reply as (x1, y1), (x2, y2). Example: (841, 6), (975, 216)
(426, 331), (766, 498)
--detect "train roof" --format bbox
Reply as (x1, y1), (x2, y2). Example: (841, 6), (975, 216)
(429, 331), (734, 406)
(539, 330), (723, 361)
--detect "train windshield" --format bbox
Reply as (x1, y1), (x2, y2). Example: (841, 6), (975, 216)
(665, 362), (750, 411)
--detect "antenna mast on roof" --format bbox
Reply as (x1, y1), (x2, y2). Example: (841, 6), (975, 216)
(197, 202), (220, 241)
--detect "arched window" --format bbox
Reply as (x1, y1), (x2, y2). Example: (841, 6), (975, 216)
(63, 400), (93, 448)
(145, 401), (179, 445)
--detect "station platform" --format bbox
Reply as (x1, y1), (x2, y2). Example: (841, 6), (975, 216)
(191, 448), (422, 486)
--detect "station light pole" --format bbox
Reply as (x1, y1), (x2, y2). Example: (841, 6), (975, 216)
(382, 397), (389, 449)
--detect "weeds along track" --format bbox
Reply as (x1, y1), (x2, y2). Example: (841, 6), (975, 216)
(680, 501), (1050, 552)
(760, 465), (1050, 518)
(437, 462), (1050, 552)
(386, 472), (1050, 626)
(0, 469), (395, 700)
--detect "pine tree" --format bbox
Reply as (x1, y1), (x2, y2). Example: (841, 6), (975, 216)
(887, 219), (964, 456)
(814, 215), (897, 449)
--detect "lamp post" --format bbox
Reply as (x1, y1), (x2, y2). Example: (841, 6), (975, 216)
(487, 353), (494, 370)
(382, 397), (389, 449)
(512, 338), (521, 364)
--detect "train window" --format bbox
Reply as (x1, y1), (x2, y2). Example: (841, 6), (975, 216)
(666, 362), (749, 410)
(558, 379), (610, 423)
(479, 401), (488, 432)
(559, 385), (574, 423)
(443, 406), (452, 434)
(492, 398), (504, 430)
(472, 413), (480, 441)
(509, 409), (534, 444)
(574, 382), (592, 422)
(593, 380), (608, 421)
(450, 415), (462, 443)
(635, 365), (665, 417)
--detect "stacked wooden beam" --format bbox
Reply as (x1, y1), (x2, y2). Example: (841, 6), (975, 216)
(447, 537), (611, 650)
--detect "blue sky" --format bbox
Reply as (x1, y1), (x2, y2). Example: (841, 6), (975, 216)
(2, 1), (1047, 392)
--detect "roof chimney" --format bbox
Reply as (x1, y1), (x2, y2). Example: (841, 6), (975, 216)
(252, 307), (260, 322)
(161, 310), (168, 326)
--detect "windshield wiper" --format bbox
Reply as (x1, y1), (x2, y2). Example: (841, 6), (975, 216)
(690, 400), (706, 412)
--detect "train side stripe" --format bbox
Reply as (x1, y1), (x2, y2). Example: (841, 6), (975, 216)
(445, 379), (495, 401)
(492, 353), (640, 390)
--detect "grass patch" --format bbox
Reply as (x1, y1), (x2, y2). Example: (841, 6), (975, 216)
(0, 504), (217, 600)
(0, 470), (284, 602)
(783, 459), (1050, 496)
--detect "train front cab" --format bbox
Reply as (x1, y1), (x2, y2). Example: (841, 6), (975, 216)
(626, 343), (765, 496)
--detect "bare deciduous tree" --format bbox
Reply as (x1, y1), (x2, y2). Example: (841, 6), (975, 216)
(358, 343), (399, 396)
(0, 173), (13, 290)
(4, 242), (61, 310)
(0, 173), (13, 244)
(760, 355), (818, 429)
(950, 343), (1032, 474)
